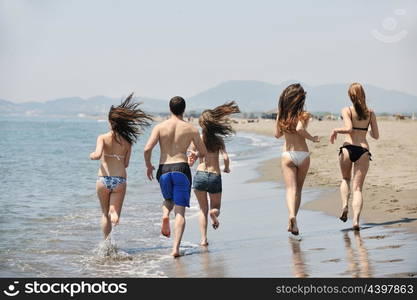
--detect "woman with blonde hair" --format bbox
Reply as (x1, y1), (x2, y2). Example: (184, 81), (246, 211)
(275, 84), (319, 236)
(330, 83), (379, 230)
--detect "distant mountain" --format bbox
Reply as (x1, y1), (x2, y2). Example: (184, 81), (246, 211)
(1, 81), (416, 116)
(187, 80), (417, 114)
(0, 99), (16, 115)
(187, 80), (286, 112)
(0, 95), (169, 117)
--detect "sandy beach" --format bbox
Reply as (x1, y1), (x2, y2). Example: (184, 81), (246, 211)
(233, 118), (417, 233)
(159, 131), (417, 277)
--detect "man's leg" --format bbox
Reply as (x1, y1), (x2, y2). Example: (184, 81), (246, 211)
(172, 205), (186, 257)
(159, 173), (174, 237)
(170, 171), (190, 257)
(161, 200), (174, 237)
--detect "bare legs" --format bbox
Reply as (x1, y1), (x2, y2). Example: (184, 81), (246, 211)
(352, 155), (369, 229)
(339, 150), (369, 229)
(209, 193), (221, 230)
(96, 181), (126, 240)
(161, 200), (186, 257)
(195, 190), (222, 246)
(339, 149), (352, 222)
(161, 200), (173, 237)
(281, 156), (310, 235)
(172, 205), (185, 257)
(195, 190), (209, 246)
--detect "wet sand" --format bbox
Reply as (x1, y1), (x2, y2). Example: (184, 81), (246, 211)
(160, 133), (417, 277)
(234, 119), (417, 233)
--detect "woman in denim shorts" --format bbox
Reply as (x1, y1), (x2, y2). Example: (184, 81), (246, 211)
(188, 102), (240, 246)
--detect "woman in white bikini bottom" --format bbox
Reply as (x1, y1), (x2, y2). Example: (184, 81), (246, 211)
(281, 151), (310, 167)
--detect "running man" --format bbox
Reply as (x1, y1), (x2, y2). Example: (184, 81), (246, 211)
(144, 96), (207, 257)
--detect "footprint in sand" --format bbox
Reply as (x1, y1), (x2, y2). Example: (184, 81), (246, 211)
(375, 245), (403, 250)
(365, 235), (388, 240)
(385, 208), (400, 213)
(322, 258), (341, 263)
(376, 259), (403, 263)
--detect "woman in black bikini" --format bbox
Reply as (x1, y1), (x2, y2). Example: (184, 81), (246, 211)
(330, 83), (379, 230)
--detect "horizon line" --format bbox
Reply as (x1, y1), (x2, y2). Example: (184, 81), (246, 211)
(2, 79), (417, 104)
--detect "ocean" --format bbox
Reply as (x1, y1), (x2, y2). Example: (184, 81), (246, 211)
(0, 116), (277, 277)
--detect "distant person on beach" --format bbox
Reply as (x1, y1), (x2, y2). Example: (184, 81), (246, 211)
(275, 84), (320, 235)
(188, 102), (240, 246)
(90, 94), (153, 240)
(330, 83), (379, 230)
(144, 96), (207, 257)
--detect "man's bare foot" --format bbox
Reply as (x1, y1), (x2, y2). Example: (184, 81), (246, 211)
(339, 208), (348, 222)
(109, 211), (119, 226)
(288, 217), (299, 236)
(352, 224), (360, 231)
(200, 239), (209, 246)
(161, 217), (170, 237)
(210, 210), (219, 230)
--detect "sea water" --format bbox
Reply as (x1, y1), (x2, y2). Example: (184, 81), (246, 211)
(0, 116), (276, 277)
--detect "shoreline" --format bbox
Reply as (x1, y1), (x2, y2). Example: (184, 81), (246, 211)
(160, 131), (417, 277)
(234, 119), (417, 233)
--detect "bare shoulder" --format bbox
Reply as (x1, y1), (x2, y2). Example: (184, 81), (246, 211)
(99, 132), (110, 140)
(186, 122), (199, 134)
(342, 106), (350, 113)
(154, 120), (165, 127)
(369, 109), (376, 119)
(151, 122), (165, 133)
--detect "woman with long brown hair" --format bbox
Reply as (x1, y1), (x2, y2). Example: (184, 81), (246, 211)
(189, 102), (240, 246)
(330, 83), (379, 230)
(275, 83), (319, 236)
(90, 93), (153, 240)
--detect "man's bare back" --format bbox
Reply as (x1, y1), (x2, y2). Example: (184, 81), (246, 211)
(157, 118), (200, 164)
(143, 95), (206, 257)
(144, 115), (206, 178)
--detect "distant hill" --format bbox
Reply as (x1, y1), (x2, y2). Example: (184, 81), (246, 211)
(187, 80), (417, 114)
(1, 81), (416, 117)
(187, 80), (285, 112)
(0, 95), (169, 117)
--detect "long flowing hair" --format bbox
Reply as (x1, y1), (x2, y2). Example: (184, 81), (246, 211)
(277, 83), (309, 133)
(108, 93), (153, 144)
(348, 83), (369, 120)
(199, 101), (240, 152)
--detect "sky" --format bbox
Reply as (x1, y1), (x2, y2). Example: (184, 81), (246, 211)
(1, 0), (416, 102)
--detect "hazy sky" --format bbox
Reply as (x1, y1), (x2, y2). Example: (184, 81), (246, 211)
(1, 0), (416, 102)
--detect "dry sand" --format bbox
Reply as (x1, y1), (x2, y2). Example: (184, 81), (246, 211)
(234, 119), (417, 232)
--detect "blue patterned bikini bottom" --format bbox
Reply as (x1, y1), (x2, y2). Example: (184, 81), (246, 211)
(97, 176), (126, 191)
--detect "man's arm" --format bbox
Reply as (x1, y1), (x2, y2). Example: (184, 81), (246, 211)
(144, 125), (160, 180)
(192, 129), (207, 159)
(187, 141), (197, 166)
